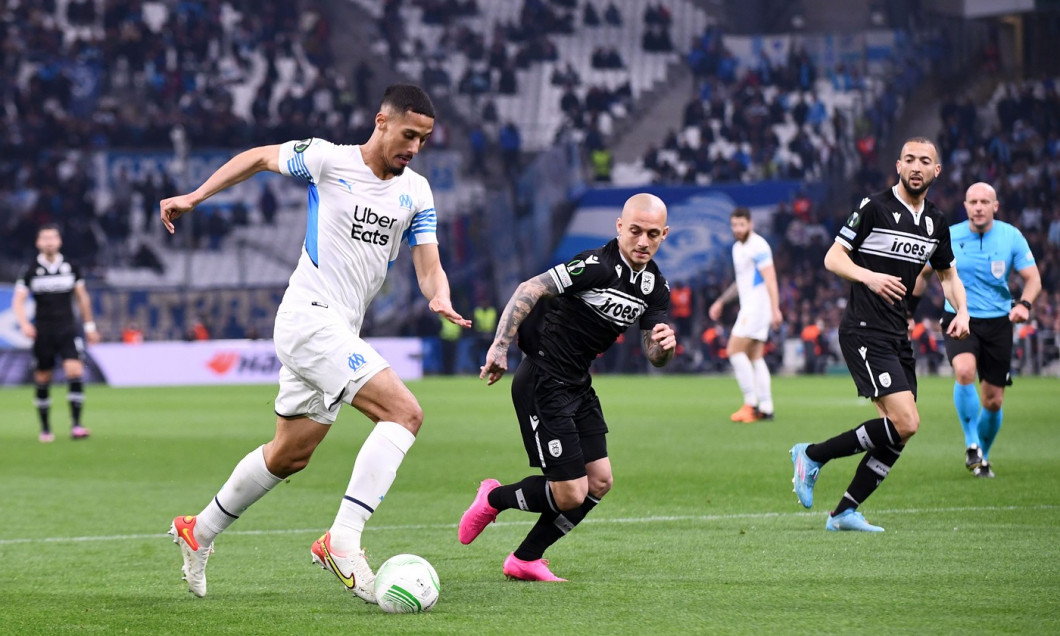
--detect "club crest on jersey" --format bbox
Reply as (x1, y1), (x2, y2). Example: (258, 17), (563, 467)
(879, 372), (891, 388)
(348, 353), (366, 371)
(398, 193), (413, 210)
(991, 260), (1005, 279)
(924, 217), (934, 236)
(548, 439), (563, 458)
(641, 271), (655, 294)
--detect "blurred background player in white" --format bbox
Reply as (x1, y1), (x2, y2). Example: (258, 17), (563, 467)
(12, 224), (100, 442)
(912, 182), (1040, 478)
(708, 207), (783, 422)
(159, 84), (469, 601)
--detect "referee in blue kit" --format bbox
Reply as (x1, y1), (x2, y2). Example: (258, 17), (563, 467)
(913, 182), (1040, 478)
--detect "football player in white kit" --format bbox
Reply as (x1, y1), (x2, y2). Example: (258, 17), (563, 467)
(708, 207), (783, 422)
(159, 85), (469, 602)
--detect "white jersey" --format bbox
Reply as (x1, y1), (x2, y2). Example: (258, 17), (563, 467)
(276, 137), (438, 334)
(732, 231), (773, 309)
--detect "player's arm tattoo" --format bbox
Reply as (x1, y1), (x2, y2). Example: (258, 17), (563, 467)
(716, 282), (738, 305)
(641, 328), (674, 367)
(492, 272), (562, 348)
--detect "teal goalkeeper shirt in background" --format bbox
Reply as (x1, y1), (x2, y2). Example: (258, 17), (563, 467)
(944, 219), (1036, 318)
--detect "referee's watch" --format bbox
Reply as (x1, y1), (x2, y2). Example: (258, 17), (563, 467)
(1015, 299), (1032, 311)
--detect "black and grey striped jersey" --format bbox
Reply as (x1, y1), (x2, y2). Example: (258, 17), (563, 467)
(835, 186), (954, 337)
(517, 239), (670, 383)
(16, 254), (84, 332)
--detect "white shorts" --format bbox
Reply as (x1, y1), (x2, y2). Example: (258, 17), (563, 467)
(273, 305), (389, 424)
(731, 305), (771, 342)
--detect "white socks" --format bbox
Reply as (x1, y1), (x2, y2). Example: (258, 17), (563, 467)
(730, 352), (757, 406)
(752, 357), (773, 415)
(329, 421), (417, 555)
(196, 445), (282, 545)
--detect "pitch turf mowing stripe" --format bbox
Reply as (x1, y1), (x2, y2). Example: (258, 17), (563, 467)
(0, 504), (1054, 546)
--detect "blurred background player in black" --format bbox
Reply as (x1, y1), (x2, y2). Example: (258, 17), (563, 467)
(12, 224), (100, 442)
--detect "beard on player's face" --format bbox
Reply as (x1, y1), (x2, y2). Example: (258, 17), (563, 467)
(901, 172), (934, 196)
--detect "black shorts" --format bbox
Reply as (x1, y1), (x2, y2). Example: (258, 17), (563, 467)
(510, 358), (608, 482)
(942, 313), (1013, 387)
(839, 329), (917, 400)
(33, 328), (83, 372)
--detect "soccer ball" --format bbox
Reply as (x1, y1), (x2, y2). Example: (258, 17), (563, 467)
(373, 554), (440, 614)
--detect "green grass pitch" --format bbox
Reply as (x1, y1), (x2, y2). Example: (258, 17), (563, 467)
(1, 374), (1058, 634)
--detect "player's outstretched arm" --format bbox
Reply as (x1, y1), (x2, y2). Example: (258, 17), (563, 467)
(936, 266), (970, 340)
(480, 272), (561, 385)
(1009, 264), (1042, 323)
(642, 323), (676, 367)
(160, 145), (282, 234)
(411, 243), (470, 328)
(824, 242), (905, 304)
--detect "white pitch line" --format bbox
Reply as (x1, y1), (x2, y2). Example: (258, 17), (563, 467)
(0, 504), (1055, 547)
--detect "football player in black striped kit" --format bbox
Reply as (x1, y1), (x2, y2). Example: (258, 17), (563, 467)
(13, 224), (100, 442)
(790, 137), (970, 532)
(458, 192), (676, 580)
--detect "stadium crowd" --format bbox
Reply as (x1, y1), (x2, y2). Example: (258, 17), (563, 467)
(1, 0), (1057, 376)
(0, 0), (366, 270)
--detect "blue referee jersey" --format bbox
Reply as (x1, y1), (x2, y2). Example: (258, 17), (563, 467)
(944, 220), (1035, 318)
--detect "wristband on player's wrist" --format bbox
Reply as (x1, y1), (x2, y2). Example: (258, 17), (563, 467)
(1014, 299), (1032, 311)
(84, 321), (97, 332)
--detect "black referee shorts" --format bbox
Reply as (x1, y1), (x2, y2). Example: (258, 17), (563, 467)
(33, 327), (83, 372)
(839, 329), (917, 400)
(941, 312), (1013, 387)
(510, 358), (608, 482)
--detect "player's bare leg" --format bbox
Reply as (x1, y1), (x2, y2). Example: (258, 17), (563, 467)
(314, 369), (421, 602)
(170, 416), (322, 597)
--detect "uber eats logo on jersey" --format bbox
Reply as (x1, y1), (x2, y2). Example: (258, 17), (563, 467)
(351, 205), (397, 246)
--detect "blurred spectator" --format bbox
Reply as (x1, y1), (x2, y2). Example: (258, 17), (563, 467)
(187, 317), (210, 341)
(670, 282), (693, 341)
(499, 121), (522, 177)
(122, 322), (144, 345)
